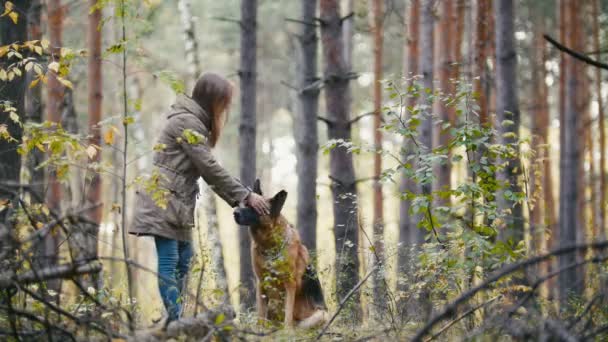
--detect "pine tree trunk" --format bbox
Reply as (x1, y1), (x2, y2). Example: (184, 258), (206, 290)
(370, 0), (386, 318)
(74, 0), (103, 289)
(294, 0), (319, 254)
(24, 0), (44, 204)
(411, 0), (436, 321)
(0, 0), (28, 272)
(529, 10), (551, 286)
(434, 0), (453, 199)
(45, 0), (65, 296)
(494, 0), (523, 243)
(592, 0), (606, 241)
(473, 0), (491, 125)
(319, 0), (361, 322)
(398, 0), (419, 296)
(559, 0), (584, 302)
(238, 0), (257, 310)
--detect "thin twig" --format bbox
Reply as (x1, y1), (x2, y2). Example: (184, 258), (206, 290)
(315, 263), (381, 341)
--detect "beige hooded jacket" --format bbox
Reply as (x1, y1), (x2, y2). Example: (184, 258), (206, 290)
(129, 94), (250, 241)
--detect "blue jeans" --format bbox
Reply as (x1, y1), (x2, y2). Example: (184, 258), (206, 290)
(154, 236), (193, 322)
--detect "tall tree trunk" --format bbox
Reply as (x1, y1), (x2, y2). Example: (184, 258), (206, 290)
(319, 0), (361, 322)
(294, 0), (319, 255)
(178, 0), (231, 309)
(45, 0), (64, 296)
(434, 0), (453, 199)
(559, 0), (583, 303)
(529, 10), (551, 286)
(238, 0), (257, 310)
(411, 0), (436, 321)
(398, 0), (419, 296)
(25, 0), (44, 204)
(0, 0), (28, 270)
(494, 0), (522, 243)
(87, 1), (103, 229)
(473, 0), (491, 126)
(370, 0), (386, 318)
(76, 0), (103, 290)
(593, 0), (606, 241)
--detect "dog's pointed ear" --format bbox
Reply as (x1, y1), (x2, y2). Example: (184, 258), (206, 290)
(270, 190), (287, 217)
(253, 179), (262, 195)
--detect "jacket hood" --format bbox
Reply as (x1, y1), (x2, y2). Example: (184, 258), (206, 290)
(171, 94), (212, 131)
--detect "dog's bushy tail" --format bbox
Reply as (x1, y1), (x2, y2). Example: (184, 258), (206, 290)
(302, 264), (326, 309)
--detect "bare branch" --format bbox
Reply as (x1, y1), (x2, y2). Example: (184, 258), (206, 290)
(411, 240), (608, 342)
(284, 17), (318, 27)
(544, 34), (608, 70)
(211, 16), (243, 27)
(349, 111), (375, 125)
(317, 116), (335, 126)
(0, 261), (102, 289)
(315, 263), (381, 341)
(340, 12), (355, 24)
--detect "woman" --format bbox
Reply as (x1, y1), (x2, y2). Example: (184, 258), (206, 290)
(130, 73), (268, 323)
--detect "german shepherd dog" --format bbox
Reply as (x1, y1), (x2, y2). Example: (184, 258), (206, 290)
(233, 180), (328, 328)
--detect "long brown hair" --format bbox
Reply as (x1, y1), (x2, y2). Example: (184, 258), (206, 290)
(191, 73), (233, 147)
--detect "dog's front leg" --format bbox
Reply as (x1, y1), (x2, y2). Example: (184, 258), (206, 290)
(256, 280), (268, 323)
(284, 283), (296, 328)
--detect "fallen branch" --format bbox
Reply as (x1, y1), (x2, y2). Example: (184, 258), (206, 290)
(0, 261), (102, 289)
(130, 309), (230, 342)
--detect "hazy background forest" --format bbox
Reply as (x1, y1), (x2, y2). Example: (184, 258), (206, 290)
(1, 0), (608, 340)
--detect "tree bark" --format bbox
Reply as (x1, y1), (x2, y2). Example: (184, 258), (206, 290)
(529, 8), (552, 287)
(370, 0), (386, 318)
(45, 0), (65, 296)
(592, 0), (606, 241)
(24, 0), (44, 204)
(473, 0), (491, 125)
(494, 0), (523, 243)
(294, 0), (319, 255)
(559, 0), (584, 302)
(238, 0), (257, 310)
(73, 1), (102, 290)
(434, 0), (454, 199)
(0, 0), (27, 223)
(398, 0), (419, 295)
(319, 0), (361, 322)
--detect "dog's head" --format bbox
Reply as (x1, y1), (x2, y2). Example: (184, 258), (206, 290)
(233, 179), (287, 227)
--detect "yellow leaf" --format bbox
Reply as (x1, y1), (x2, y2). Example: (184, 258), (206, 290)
(40, 39), (49, 50)
(7, 71), (14, 81)
(0, 45), (8, 58)
(24, 61), (33, 72)
(86, 145), (98, 160)
(35, 143), (45, 152)
(0, 69), (6, 81)
(104, 128), (115, 145)
(8, 11), (17, 24)
(29, 77), (40, 88)
(34, 45), (42, 55)
(41, 205), (50, 216)
(58, 77), (73, 89)
(34, 64), (42, 75)
(4, 1), (14, 12)
(48, 61), (60, 73)
(36, 222), (43, 229)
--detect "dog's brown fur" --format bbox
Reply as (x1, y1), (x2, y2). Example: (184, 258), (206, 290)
(244, 181), (328, 328)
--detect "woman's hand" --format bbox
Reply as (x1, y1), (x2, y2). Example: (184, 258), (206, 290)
(246, 192), (270, 215)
